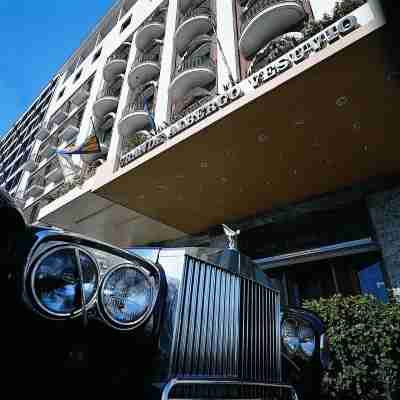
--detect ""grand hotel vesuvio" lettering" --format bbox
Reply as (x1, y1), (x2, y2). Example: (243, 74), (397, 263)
(120, 14), (360, 168)
(248, 15), (359, 89)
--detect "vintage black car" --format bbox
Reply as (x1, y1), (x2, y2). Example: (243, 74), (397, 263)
(1, 188), (328, 399)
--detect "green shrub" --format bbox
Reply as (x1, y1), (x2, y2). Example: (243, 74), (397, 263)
(303, 295), (400, 400)
(332, 0), (367, 21)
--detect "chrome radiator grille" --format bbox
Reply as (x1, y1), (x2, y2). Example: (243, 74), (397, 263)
(170, 256), (281, 383)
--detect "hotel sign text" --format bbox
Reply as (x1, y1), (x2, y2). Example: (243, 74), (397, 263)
(120, 86), (243, 167)
(120, 14), (359, 168)
(248, 16), (359, 89)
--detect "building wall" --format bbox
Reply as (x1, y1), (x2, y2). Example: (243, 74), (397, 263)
(368, 187), (400, 302)
(1, 0), (390, 241)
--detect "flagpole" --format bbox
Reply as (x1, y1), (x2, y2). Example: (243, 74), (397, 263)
(90, 117), (101, 145)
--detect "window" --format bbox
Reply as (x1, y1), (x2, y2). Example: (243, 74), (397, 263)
(74, 69), (82, 82)
(57, 88), (65, 100)
(266, 253), (389, 306)
(120, 15), (132, 33)
(92, 48), (102, 63)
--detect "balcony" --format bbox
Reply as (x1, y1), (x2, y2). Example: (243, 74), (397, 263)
(175, 6), (213, 55)
(70, 84), (91, 106)
(36, 124), (50, 141)
(93, 87), (120, 119)
(51, 102), (71, 125)
(172, 90), (213, 122)
(135, 12), (166, 52)
(103, 50), (129, 82)
(122, 130), (151, 155)
(38, 136), (58, 161)
(60, 124), (79, 143)
(119, 97), (153, 137)
(179, 0), (195, 12)
(247, 31), (303, 76)
(169, 54), (216, 101)
(45, 160), (63, 183)
(128, 50), (161, 88)
(25, 176), (46, 199)
(23, 158), (37, 172)
(239, 0), (306, 58)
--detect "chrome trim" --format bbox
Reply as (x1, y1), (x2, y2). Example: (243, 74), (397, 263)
(254, 238), (379, 270)
(29, 245), (100, 319)
(75, 247), (88, 327)
(161, 378), (299, 400)
(97, 263), (158, 331)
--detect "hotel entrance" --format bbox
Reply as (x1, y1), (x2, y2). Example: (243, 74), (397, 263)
(262, 251), (388, 306)
(241, 200), (390, 306)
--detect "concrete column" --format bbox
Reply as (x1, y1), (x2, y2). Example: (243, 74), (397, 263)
(368, 187), (400, 302)
(216, 0), (240, 93)
(103, 36), (138, 174)
(154, 0), (179, 126)
(105, 0), (171, 173)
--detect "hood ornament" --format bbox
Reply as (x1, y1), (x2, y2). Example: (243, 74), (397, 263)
(222, 224), (240, 250)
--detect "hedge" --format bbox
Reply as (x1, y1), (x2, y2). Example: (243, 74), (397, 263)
(304, 295), (400, 400)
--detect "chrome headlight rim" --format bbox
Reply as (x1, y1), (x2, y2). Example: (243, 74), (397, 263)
(29, 245), (100, 319)
(282, 318), (316, 360)
(97, 263), (157, 331)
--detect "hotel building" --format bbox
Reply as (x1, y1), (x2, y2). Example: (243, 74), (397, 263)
(1, 0), (399, 305)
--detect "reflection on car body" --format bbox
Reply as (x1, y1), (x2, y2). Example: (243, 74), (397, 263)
(1, 188), (328, 399)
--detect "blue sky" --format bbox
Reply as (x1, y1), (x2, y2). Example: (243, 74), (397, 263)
(0, 0), (114, 137)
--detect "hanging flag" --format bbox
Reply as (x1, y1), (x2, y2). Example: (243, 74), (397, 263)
(57, 134), (102, 156)
(144, 96), (157, 132)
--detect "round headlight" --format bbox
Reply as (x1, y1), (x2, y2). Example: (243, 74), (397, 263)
(31, 247), (98, 318)
(299, 323), (316, 358)
(99, 264), (154, 329)
(282, 319), (301, 355)
(282, 318), (316, 360)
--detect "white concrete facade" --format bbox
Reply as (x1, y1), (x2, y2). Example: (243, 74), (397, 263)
(0, 0), (387, 243)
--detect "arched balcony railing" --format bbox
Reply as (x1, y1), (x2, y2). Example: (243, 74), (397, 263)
(239, 0), (306, 58)
(173, 53), (216, 79)
(175, 4), (214, 55)
(171, 89), (213, 122)
(103, 44), (130, 82)
(247, 32), (303, 76)
(136, 8), (167, 52)
(119, 85), (156, 137)
(93, 82), (122, 119)
(129, 46), (161, 87)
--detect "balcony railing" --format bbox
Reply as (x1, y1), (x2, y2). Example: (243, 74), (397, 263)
(122, 96), (154, 118)
(96, 86), (121, 101)
(132, 48), (161, 69)
(44, 159), (64, 183)
(178, 5), (212, 26)
(241, 0), (304, 34)
(174, 54), (216, 79)
(172, 94), (213, 122)
(70, 81), (92, 106)
(44, 158), (58, 176)
(50, 101), (73, 126)
(25, 176), (46, 198)
(36, 123), (50, 141)
(106, 48), (130, 65)
(247, 33), (300, 76)
(40, 180), (71, 204)
(59, 110), (83, 143)
(143, 9), (167, 25)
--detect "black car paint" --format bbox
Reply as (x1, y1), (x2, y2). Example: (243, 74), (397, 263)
(1, 188), (325, 399)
